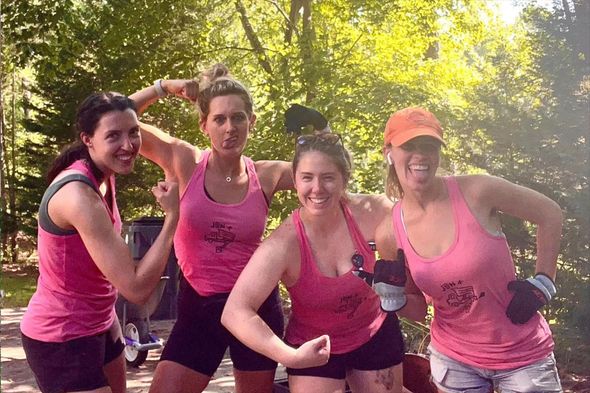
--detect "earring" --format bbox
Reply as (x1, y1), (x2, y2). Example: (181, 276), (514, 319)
(387, 153), (393, 166)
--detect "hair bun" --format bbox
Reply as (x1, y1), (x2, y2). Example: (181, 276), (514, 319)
(211, 63), (229, 78)
(198, 63), (231, 93)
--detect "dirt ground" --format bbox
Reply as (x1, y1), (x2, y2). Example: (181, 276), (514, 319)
(1, 307), (286, 393)
(2, 307), (589, 392)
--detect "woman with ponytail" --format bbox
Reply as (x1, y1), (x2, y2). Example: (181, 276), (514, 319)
(20, 92), (179, 393)
(129, 64), (327, 393)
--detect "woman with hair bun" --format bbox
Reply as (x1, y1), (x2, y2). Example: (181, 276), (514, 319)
(130, 64), (327, 392)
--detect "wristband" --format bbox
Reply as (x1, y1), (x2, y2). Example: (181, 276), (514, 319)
(154, 79), (168, 98)
(526, 273), (556, 301)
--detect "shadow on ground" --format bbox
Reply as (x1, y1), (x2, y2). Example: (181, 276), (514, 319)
(1, 307), (286, 393)
(1, 308), (588, 392)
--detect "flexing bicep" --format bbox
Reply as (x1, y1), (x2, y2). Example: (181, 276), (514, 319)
(230, 231), (293, 311)
(139, 122), (200, 181)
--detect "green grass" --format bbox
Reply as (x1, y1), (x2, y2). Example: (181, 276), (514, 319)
(0, 266), (38, 308)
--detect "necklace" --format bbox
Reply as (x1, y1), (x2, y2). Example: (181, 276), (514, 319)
(225, 176), (232, 183)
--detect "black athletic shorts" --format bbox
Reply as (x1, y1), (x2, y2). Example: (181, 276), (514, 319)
(160, 276), (285, 376)
(21, 326), (124, 393)
(286, 312), (405, 379)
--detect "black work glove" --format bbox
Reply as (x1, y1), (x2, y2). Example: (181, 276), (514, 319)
(284, 104), (328, 134)
(506, 274), (555, 324)
(373, 249), (407, 312)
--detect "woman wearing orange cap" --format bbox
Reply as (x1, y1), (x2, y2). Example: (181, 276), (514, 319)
(375, 107), (563, 392)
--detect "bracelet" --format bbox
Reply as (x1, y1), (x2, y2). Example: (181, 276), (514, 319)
(154, 79), (168, 98)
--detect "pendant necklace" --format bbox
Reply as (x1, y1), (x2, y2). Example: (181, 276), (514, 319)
(225, 176), (232, 183)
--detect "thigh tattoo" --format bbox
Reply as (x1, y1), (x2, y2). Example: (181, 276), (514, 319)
(374, 368), (395, 390)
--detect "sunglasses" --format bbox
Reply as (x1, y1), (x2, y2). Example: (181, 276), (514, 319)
(351, 247), (375, 285)
(296, 133), (343, 147)
(400, 140), (441, 153)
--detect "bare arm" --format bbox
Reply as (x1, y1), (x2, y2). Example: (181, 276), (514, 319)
(221, 221), (330, 368)
(50, 181), (179, 305)
(129, 80), (201, 187)
(129, 79), (198, 116)
(375, 213), (427, 322)
(255, 160), (294, 200)
(466, 175), (563, 280)
(139, 122), (198, 189)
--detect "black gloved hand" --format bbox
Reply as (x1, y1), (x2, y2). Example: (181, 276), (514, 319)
(373, 249), (407, 312)
(352, 269), (374, 286)
(284, 104), (328, 134)
(506, 274), (555, 324)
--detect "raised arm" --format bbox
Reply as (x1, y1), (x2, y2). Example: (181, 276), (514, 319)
(129, 80), (200, 187)
(221, 221), (330, 369)
(51, 180), (179, 305)
(129, 79), (198, 116)
(255, 160), (294, 198)
(374, 213), (427, 322)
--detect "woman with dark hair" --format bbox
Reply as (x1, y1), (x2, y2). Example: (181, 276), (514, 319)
(221, 132), (426, 393)
(20, 92), (179, 393)
(129, 65), (328, 393)
(376, 106), (563, 393)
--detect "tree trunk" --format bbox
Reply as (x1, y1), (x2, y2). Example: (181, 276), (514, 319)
(9, 71), (17, 263)
(0, 0), (8, 263)
(300, 0), (315, 104)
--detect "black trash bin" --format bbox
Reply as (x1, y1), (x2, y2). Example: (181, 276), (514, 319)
(115, 216), (178, 366)
(126, 216), (179, 320)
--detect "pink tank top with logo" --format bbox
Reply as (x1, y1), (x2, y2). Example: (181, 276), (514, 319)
(392, 176), (554, 369)
(21, 160), (120, 342)
(285, 202), (387, 354)
(174, 150), (269, 296)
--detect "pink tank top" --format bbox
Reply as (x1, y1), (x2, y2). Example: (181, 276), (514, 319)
(175, 150), (269, 296)
(392, 176), (554, 369)
(285, 202), (387, 354)
(21, 160), (120, 342)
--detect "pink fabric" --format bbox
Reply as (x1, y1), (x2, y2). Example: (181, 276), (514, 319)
(285, 202), (386, 354)
(392, 176), (554, 369)
(21, 160), (120, 342)
(174, 150), (269, 296)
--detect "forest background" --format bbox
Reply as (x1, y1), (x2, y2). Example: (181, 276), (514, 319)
(1, 0), (588, 376)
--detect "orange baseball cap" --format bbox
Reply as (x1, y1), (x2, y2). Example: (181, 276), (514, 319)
(384, 107), (444, 147)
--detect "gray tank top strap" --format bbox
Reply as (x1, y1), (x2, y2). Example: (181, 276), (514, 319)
(39, 174), (99, 235)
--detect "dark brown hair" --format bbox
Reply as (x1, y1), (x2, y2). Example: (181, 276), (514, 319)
(46, 92), (136, 183)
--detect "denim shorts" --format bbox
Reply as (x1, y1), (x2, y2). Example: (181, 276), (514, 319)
(428, 344), (562, 393)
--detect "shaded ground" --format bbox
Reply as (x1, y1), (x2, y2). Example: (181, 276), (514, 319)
(1, 308), (287, 393)
(3, 308), (590, 392)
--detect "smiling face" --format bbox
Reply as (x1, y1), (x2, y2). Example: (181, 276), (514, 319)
(82, 108), (141, 177)
(295, 150), (346, 216)
(200, 94), (255, 157)
(388, 136), (441, 194)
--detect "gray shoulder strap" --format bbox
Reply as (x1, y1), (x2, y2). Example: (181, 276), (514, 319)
(39, 174), (99, 235)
